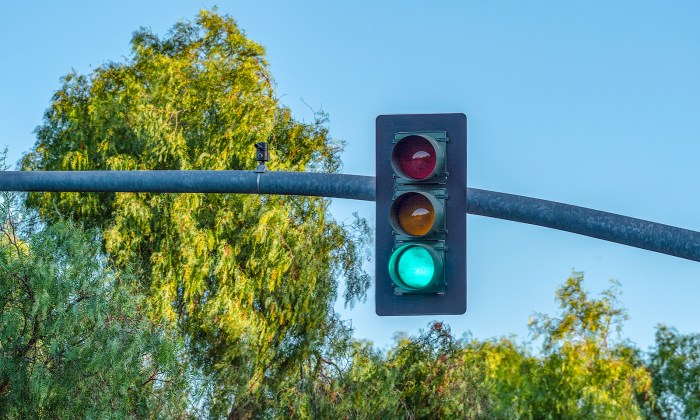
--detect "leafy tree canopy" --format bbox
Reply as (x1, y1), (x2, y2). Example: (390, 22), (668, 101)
(21, 9), (370, 415)
(15, 8), (700, 418)
(271, 273), (661, 419)
(0, 189), (189, 418)
(521, 273), (651, 418)
(645, 325), (700, 418)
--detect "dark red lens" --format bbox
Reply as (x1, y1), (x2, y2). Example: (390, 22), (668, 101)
(394, 136), (436, 180)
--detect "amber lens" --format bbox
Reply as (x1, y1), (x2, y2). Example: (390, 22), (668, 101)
(396, 193), (435, 236)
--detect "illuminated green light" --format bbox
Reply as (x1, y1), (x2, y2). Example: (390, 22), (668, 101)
(388, 244), (443, 293)
(397, 246), (435, 288)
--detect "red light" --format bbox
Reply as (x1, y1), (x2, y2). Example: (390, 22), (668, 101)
(393, 136), (437, 180)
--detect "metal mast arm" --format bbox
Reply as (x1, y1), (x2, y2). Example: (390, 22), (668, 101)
(2, 170), (699, 262)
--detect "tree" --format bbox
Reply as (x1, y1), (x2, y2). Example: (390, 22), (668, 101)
(274, 327), (401, 417)
(256, 273), (694, 419)
(469, 336), (534, 418)
(274, 322), (493, 418)
(0, 190), (189, 418)
(520, 272), (652, 418)
(21, 9), (370, 416)
(644, 325), (700, 418)
(21, 7), (695, 418)
(387, 322), (492, 418)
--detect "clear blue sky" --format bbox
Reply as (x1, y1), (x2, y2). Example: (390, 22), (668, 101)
(2, 1), (699, 351)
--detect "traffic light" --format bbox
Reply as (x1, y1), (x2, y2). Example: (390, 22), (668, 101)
(376, 114), (467, 316)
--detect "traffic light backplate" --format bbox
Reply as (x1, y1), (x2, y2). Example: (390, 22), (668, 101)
(376, 113), (467, 316)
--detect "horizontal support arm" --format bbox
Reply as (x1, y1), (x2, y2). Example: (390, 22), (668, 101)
(466, 188), (700, 262)
(1, 170), (699, 262)
(0, 170), (376, 201)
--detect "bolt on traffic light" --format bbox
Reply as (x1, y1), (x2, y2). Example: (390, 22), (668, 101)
(376, 114), (466, 316)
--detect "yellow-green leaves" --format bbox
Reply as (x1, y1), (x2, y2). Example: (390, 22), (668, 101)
(22, 9), (370, 416)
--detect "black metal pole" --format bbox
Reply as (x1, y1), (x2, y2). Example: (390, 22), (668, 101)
(2, 170), (699, 262)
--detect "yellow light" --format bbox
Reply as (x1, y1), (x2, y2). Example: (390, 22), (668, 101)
(397, 193), (434, 236)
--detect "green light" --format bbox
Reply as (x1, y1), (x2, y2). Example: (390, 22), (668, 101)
(396, 246), (435, 289)
(398, 246), (435, 289)
(388, 244), (444, 293)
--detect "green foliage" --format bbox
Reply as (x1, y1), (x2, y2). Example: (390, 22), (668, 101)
(275, 273), (659, 419)
(16, 8), (699, 417)
(517, 272), (652, 418)
(644, 325), (700, 418)
(273, 322), (492, 418)
(273, 321), (401, 417)
(22, 9), (370, 415)
(0, 191), (189, 418)
(387, 323), (492, 418)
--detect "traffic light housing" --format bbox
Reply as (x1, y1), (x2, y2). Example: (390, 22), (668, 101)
(376, 113), (467, 316)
